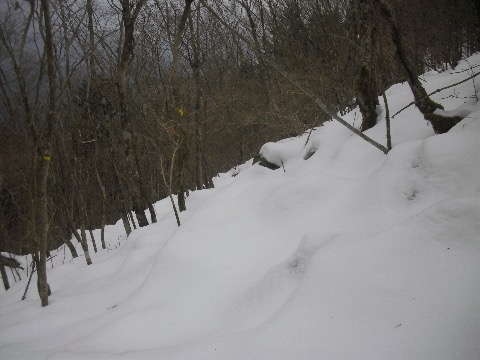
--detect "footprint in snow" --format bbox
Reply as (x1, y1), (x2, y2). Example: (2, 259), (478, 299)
(226, 233), (335, 331)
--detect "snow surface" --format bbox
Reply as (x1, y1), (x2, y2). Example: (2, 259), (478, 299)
(1, 55), (480, 359)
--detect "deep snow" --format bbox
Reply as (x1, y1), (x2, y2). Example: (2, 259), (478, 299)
(1, 55), (479, 360)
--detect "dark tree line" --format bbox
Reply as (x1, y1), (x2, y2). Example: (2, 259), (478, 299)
(0, 0), (478, 303)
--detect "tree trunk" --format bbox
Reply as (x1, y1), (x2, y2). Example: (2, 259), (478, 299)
(188, 11), (206, 191)
(88, 228), (97, 253)
(98, 192), (107, 249)
(376, 0), (462, 134)
(64, 239), (78, 258)
(100, 224), (106, 249)
(175, 137), (189, 213)
(383, 92), (392, 150)
(148, 203), (157, 224)
(352, 0), (380, 132)
(36, 80), (51, 303)
(160, 156), (181, 227)
(133, 143), (154, 227)
(38, 0), (57, 307)
(122, 213), (132, 236)
(117, 0), (148, 227)
(33, 253), (51, 303)
(79, 223), (93, 265)
(87, 0), (96, 76)
(203, 154), (214, 189)
(63, 203), (92, 265)
(93, 148), (107, 249)
(134, 208), (149, 227)
(129, 212), (137, 230)
(0, 255), (10, 291)
(357, 65), (380, 131)
(168, 0), (195, 212)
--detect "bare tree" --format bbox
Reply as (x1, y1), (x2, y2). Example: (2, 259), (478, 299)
(116, 0), (152, 226)
(375, 0), (463, 134)
(35, 0), (57, 306)
(350, 0), (380, 131)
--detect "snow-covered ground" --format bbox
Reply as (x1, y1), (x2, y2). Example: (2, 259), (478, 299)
(1, 55), (479, 359)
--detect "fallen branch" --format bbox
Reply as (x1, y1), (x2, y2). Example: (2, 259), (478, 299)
(0, 254), (24, 270)
(199, 0), (389, 155)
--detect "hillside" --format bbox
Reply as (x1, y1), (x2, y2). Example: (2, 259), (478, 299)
(0, 54), (479, 359)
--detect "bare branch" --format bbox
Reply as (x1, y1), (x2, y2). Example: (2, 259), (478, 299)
(392, 71), (480, 119)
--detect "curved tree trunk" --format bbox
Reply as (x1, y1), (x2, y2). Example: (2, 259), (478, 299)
(376, 0), (462, 134)
(64, 239), (78, 258)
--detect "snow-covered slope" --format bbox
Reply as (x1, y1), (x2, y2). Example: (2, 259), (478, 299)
(1, 55), (479, 360)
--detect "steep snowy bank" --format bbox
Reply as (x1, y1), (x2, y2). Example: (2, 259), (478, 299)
(1, 55), (479, 360)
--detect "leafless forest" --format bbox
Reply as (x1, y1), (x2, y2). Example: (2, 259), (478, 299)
(0, 0), (478, 304)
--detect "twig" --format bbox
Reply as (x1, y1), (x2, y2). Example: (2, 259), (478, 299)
(465, 60), (479, 101)
(449, 63), (480, 74)
(48, 254), (57, 268)
(392, 71), (480, 118)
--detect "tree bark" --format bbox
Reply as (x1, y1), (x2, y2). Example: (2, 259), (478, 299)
(176, 142), (188, 213)
(148, 203), (157, 224)
(79, 223), (93, 265)
(88, 228), (97, 253)
(87, 0), (96, 76)
(375, 0), (462, 134)
(160, 156), (181, 227)
(0, 255), (9, 291)
(62, 200), (92, 265)
(383, 93), (392, 150)
(117, 0), (149, 226)
(94, 154), (107, 249)
(188, 11), (206, 191)
(38, 0), (57, 307)
(100, 222), (106, 249)
(134, 208), (149, 227)
(169, 0), (195, 212)
(351, 0), (380, 132)
(122, 213), (132, 236)
(64, 239), (78, 258)
(129, 212), (137, 230)
(120, 0), (155, 227)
